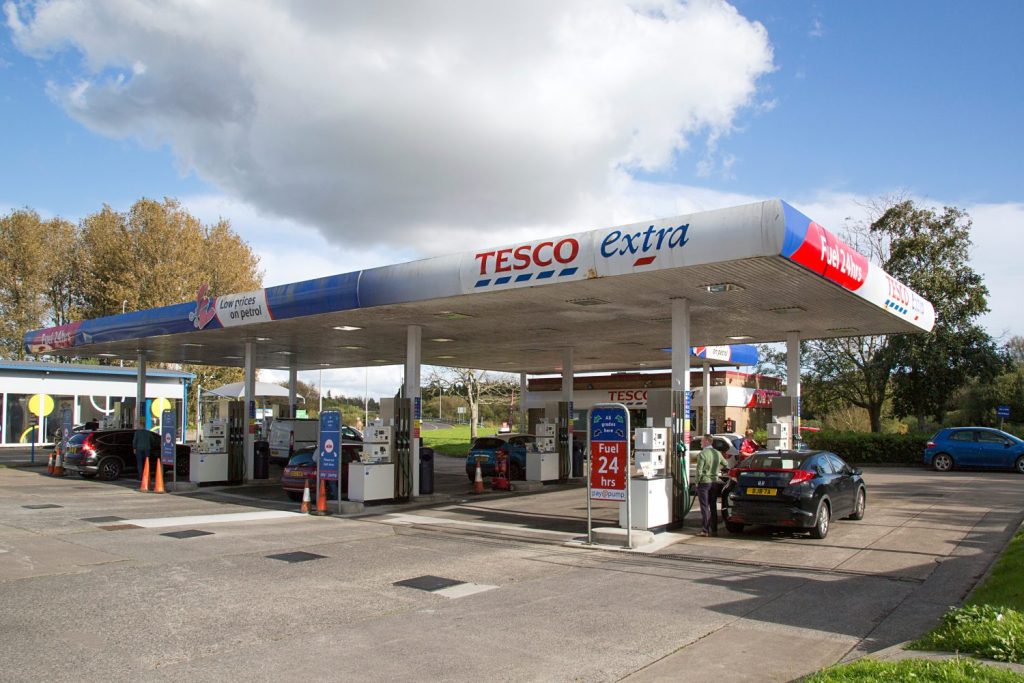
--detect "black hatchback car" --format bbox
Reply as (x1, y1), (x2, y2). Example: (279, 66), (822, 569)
(62, 429), (190, 481)
(725, 450), (866, 539)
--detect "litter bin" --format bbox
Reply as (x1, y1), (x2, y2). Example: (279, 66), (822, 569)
(572, 441), (585, 478)
(419, 447), (435, 495)
(253, 440), (270, 480)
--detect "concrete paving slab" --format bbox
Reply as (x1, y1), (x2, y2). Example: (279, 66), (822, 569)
(0, 535), (127, 580)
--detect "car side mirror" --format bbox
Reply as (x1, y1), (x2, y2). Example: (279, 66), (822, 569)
(851, 467), (862, 476)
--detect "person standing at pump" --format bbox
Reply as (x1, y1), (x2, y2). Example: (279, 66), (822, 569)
(696, 434), (727, 537)
(132, 418), (151, 481)
(739, 428), (760, 460)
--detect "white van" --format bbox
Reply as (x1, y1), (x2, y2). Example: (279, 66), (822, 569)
(268, 418), (320, 465)
(267, 418), (364, 465)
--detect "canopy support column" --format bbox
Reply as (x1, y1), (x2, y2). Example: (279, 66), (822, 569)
(406, 325), (422, 498)
(702, 362), (711, 434)
(671, 299), (691, 522)
(562, 348), (574, 478)
(135, 352), (146, 427)
(244, 342), (255, 481)
(519, 372), (528, 433)
(786, 331), (801, 437)
(288, 366), (298, 418)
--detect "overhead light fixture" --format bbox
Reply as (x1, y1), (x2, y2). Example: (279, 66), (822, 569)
(434, 311), (473, 320)
(567, 297), (610, 306)
(728, 335), (754, 341)
(223, 355), (242, 360)
(340, 345), (365, 350)
(318, 363), (331, 367)
(332, 325), (362, 331)
(769, 306), (806, 315)
(705, 283), (743, 293)
(97, 353), (118, 358)
(371, 359), (389, 363)
(430, 338), (455, 343)
(637, 362), (648, 367)
(277, 366), (290, 370)
(275, 351), (294, 355)
(435, 355), (456, 360)
(255, 337), (271, 342)
(183, 359), (202, 364)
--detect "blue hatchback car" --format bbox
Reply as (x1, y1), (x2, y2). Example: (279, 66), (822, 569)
(465, 434), (535, 481)
(924, 427), (1024, 473)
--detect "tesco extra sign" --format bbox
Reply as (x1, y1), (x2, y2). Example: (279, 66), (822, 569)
(474, 238), (579, 275)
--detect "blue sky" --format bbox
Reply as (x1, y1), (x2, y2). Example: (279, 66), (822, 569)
(2, 0), (1021, 396)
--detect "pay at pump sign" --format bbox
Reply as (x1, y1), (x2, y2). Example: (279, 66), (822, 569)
(589, 406), (628, 501)
(318, 411), (341, 481)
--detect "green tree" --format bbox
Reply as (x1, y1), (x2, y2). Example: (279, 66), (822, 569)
(0, 209), (63, 358)
(427, 368), (516, 439)
(877, 202), (1002, 430)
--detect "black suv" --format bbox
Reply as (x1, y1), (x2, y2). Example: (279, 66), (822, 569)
(62, 429), (190, 481)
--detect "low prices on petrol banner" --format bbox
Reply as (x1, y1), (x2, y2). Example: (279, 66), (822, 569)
(590, 405), (628, 501)
(161, 410), (176, 466)
(318, 410), (341, 481)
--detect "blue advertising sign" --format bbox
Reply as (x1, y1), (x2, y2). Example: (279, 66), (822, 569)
(318, 410), (341, 481)
(997, 404), (1011, 418)
(589, 404), (629, 501)
(161, 410), (176, 466)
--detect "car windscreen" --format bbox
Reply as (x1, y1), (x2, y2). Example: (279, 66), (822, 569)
(287, 451), (316, 466)
(741, 453), (809, 470)
(470, 438), (505, 450)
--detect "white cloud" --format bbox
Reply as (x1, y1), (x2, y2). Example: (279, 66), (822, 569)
(7, 0), (774, 253)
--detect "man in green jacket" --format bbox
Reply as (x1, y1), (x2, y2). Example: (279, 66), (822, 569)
(696, 434), (727, 537)
(132, 418), (151, 482)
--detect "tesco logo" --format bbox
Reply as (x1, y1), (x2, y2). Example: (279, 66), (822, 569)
(475, 238), (579, 275)
(600, 224), (689, 267)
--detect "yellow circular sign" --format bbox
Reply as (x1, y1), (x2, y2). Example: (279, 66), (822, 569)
(151, 397), (172, 417)
(28, 394), (54, 417)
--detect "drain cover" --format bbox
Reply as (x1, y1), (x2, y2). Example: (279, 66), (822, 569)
(22, 504), (62, 509)
(162, 529), (214, 539)
(394, 575), (466, 592)
(266, 551), (326, 563)
(81, 516), (125, 523)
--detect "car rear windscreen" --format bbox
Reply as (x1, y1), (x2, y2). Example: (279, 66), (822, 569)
(288, 452), (316, 466)
(471, 438), (505, 450)
(742, 453), (807, 470)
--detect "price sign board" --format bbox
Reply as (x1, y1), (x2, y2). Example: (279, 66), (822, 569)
(997, 405), (1011, 419)
(318, 410), (341, 481)
(161, 410), (176, 466)
(589, 404), (629, 501)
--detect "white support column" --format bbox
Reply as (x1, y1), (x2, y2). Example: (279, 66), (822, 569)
(671, 298), (691, 442)
(406, 325), (422, 498)
(702, 362), (711, 435)
(519, 372), (528, 433)
(562, 348), (574, 476)
(288, 366), (298, 418)
(786, 331), (801, 435)
(135, 352), (146, 427)
(244, 341), (255, 481)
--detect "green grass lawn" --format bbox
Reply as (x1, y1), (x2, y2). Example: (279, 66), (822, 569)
(908, 525), (1024, 664)
(804, 657), (1024, 682)
(422, 424), (500, 457)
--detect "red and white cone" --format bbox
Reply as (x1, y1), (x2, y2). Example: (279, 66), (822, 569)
(53, 448), (66, 477)
(472, 461), (485, 494)
(300, 480), (311, 514)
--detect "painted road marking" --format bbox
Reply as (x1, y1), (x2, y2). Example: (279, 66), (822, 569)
(121, 510), (302, 528)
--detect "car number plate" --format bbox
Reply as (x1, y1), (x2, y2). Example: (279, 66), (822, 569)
(746, 487), (777, 496)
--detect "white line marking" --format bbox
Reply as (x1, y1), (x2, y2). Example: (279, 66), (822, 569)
(384, 513), (575, 539)
(434, 583), (497, 599)
(121, 510), (303, 528)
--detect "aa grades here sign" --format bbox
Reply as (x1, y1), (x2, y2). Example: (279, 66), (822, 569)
(589, 405), (629, 501)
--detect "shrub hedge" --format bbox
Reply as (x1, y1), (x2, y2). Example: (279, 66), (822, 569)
(802, 431), (928, 466)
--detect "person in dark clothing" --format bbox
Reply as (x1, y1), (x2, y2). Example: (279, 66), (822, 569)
(132, 419), (151, 481)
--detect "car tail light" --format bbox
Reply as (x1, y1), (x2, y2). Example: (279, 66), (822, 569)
(728, 468), (739, 481)
(788, 470), (815, 485)
(926, 441), (936, 449)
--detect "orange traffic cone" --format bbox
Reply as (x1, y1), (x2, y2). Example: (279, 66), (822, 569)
(153, 460), (166, 494)
(310, 478), (331, 515)
(53, 448), (65, 477)
(300, 480), (311, 513)
(47, 450), (55, 475)
(139, 457), (150, 492)
(472, 460), (485, 494)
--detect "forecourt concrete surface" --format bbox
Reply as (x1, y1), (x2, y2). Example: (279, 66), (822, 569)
(0, 463), (1021, 683)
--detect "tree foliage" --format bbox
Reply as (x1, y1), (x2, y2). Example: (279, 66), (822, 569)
(426, 368), (517, 439)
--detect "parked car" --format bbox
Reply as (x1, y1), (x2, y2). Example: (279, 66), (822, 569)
(924, 427), (1024, 473)
(725, 450), (866, 539)
(689, 433), (745, 466)
(465, 434), (536, 481)
(62, 429), (190, 481)
(280, 443), (361, 501)
(268, 418), (362, 465)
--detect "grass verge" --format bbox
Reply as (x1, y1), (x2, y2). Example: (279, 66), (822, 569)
(908, 526), (1024, 664)
(421, 424), (493, 457)
(804, 657), (1023, 682)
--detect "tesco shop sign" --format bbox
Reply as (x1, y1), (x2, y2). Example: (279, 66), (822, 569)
(473, 238), (580, 283)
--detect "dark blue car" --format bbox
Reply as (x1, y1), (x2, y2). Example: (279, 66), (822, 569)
(465, 434), (535, 481)
(924, 427), (1024, 473)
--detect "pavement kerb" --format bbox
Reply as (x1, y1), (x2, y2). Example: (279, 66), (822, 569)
(864, 641), (1024, 674)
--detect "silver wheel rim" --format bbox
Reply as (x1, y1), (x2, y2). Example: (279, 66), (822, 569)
(818, 504), (828, 535)
(1017, 458), (1024, 474)
(856, 490), (865, 516)
(935, 455), (951, 471)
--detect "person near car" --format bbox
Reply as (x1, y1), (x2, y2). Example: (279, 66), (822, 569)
(132, 419), (151, 481)
(696, 434), (727, 537)
(739, 428), (760, 459)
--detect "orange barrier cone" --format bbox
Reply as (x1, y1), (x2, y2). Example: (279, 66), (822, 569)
(153, 460), (166, 494)
(139, 457), (150, 492)
(309, 478), (331, 516)
(47, 450), (55, 475)
(472, 460), (485, 494)
(53, 448), (65, 477)
(300, 480), (311, 514)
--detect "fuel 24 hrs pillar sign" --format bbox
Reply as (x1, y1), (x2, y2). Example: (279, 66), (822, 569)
(589, 405), (629, 501)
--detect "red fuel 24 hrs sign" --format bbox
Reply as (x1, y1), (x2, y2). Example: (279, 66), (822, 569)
(589, 405), (629, 501)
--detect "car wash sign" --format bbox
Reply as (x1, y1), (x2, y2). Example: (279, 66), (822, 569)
(589, 404), (630, 501)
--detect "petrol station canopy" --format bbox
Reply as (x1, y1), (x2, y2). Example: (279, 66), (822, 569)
(25, 200), (935, 373)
